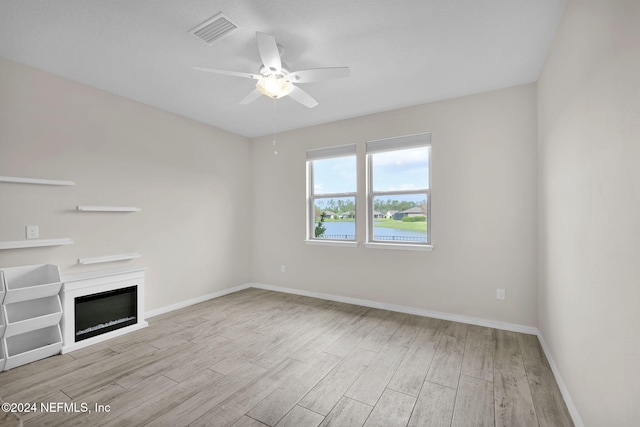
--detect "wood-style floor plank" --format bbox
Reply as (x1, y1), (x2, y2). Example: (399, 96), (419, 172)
(345, 344), (408, 406)
(319, 397), (372, 427)
(425, 336), (465, 389)
(461, 331), (495, 382)
(494, 369), (538, 427)
(407, 381), (456, 427)
(451, 375), (494, 427)
(247, 352), (340, 426)
(387, 332), (439, 397)
(363, 388), (416, 427)
(494, 330), (526, 375)
(275, 405), (324, 427)
(298, 347), (376, 415)
(0, 289), (575, 427)
(526, 364), (575, 427)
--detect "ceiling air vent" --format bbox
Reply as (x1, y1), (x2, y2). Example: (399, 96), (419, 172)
(190, 13), (238, 45)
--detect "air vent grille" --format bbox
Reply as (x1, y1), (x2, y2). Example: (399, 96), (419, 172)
(190, 13), (238, 45)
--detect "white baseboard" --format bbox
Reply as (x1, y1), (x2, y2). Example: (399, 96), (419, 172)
(144, 283), (250, 318)
(250, 282), (538, 335)
(143, 281), (582, 427)
(536, 332), (585, 427)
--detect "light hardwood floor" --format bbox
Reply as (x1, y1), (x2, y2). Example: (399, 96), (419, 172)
(0, 289), (574, 427)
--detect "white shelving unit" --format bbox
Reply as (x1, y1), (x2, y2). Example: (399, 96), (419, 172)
(0, 238), (73, 251)
(0, 264), (64, 370)
(77, 206), (141, 212)
(0, 176), (75, 186)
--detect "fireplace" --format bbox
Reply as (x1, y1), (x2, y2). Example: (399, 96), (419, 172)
(75, 286), (137, 341)
(60, 267), (148, 353)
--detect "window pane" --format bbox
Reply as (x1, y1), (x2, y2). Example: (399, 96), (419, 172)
(313, 197), (355, 240)
(313, 156), (356, 195)
(372, 194), (427, 243)
(371, 147), (429, 191)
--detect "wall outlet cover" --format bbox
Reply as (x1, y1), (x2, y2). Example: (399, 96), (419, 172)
(26, 225), (39, 239)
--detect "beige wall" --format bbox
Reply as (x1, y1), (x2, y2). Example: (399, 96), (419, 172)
(0, 57), (252, 312)
(538, 0), (640, 425)
(251, 84), (539, 327)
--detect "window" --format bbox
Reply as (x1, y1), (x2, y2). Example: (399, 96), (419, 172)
(305, 133), (432, 250)
(366, 133), (431, 247)
(306, 144), (357, 243)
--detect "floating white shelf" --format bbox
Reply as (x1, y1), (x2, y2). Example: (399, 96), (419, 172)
(0, 176), (75, 186)
(77, 206), (141, 212)
(78, 253), (141, 265)
(0, 238), (73, 251)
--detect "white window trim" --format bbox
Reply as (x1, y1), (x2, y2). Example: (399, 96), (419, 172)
(364, 242), (434, 251)
(365, 133), (432, 249)
(306, 144), (357, 243)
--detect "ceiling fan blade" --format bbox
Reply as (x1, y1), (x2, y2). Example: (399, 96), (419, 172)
(288, 67), (350, 83)
(239, 89), (263, 105)
(288, 86), (319, 108)
(256, 32), (282, 74)
(194, 67), (261, 80)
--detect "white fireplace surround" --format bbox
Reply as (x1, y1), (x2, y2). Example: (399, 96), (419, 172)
(60, 267), (148, 353)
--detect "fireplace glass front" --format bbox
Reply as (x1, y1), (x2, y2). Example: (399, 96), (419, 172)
(74, 286), (137, 342)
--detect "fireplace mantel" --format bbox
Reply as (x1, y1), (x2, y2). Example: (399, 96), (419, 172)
(60, 267), (148, 353)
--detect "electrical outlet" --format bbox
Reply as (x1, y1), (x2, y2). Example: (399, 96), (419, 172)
(281, 265), (286, 273)
(26, 225), (39, 239)
(497, 288), (506, 300)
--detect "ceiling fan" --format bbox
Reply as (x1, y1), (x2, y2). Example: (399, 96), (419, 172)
(194, 32), (350, 108)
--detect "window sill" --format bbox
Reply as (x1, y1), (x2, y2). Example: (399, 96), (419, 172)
(364, 242), (434, 251)
(304, 239), (358, 248)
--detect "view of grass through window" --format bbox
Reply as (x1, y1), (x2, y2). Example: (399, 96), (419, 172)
(314, 195), (427, 241)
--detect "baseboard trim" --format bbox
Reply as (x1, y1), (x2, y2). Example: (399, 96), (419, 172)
(249, 282), (538, 335)
(143, 281), (582, 427)
(144, 283), (251, 318)
(536, 332), (585, 427)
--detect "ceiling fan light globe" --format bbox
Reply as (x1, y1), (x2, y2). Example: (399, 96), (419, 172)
(256, 75), (294, 99)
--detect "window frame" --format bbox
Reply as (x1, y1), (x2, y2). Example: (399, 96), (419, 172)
(365, 133), (432, 249)
(305, 144), (358, 246)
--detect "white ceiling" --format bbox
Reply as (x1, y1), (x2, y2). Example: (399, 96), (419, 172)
(0, 0), (566, 138)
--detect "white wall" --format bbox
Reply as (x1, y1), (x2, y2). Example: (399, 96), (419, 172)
(537, 0), (640, 425)
(0, 57), (252, 312)
(251, 84), (538, 327)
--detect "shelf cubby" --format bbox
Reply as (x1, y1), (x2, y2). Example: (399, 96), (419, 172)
(2, 296), (63, 337)
(2, 325), (62, 370)
(0, 264), (62, 304)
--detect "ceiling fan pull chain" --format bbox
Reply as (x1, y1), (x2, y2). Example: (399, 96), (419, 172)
(272, 98), (278, 156)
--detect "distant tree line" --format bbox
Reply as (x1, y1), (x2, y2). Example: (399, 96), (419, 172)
(314, 198), (426, 216)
